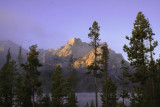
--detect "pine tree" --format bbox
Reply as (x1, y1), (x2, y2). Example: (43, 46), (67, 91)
(15, 73), (24, 106)
(147, 24), (158, 106)
(65, 77), (78, 107)
(51, 65), (66, 107)
(100, 43), (110, 107)
(64, 55), (78, 107)
(100, 43), (117, 107)
(123, 12), (149, 84)
(119, 60), (129, 107)
(40, 94), (51, 107)
(87, 21), (101, 107)
(21, 45), (42, 107)
(65, 89), (78, 107)
(67, 55), (78, 90)
(123, 11), (158, 106)
(101, 78), (117, 107)
(0, 48), (17, 107)
(155, 59), (160, 106)
(35, 87), (43, 107)
(15, 46), (24, 106)
(22, 72), (32, 107)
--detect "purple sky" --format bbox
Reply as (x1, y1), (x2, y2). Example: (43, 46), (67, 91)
(0, 0), (160, 60)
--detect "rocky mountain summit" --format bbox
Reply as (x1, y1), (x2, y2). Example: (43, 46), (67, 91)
(0, 38), (127, 73)
(52, 37), (92, 58)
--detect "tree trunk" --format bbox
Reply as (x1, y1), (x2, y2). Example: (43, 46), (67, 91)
(104, 60), (108, 107)
(149, 39), (156, 106)
(106, 84), (108, 107)
(94, 76), (98, 107)
(32, 89), (35, 107)
(94, 39), (98, 107)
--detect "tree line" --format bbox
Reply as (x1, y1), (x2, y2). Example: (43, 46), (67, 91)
(87, 11), (160, 107)
(0, 11), (160, 107)
(0, 45), (79, 107)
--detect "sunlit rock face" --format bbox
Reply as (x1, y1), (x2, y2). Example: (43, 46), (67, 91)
(52, 37), (92, 58)
(73, 42), (123, 69)
(37, 37), (93, 67)
(74, 48), (99, 68)
(0, 38), (127, 73)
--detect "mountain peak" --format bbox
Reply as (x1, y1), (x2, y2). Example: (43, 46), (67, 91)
(53, 37), (92, 58)
(67, 37), (82, 45)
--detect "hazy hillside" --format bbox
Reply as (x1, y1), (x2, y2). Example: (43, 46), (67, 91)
(0, 38), (130, 92)
(0, 40), (28, 68)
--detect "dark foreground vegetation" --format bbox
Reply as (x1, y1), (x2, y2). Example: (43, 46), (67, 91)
(0, 12), (160, 107)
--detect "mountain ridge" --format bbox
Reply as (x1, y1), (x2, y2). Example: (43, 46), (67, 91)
(0, 38), (127, 73)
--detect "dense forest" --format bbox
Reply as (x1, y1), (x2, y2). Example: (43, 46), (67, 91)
(0, 12), (160, 107)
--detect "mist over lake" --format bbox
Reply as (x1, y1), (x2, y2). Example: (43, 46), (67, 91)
(76, 93), (101, 107)
(76, 93), (130, 107)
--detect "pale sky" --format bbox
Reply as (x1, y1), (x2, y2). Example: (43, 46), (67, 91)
(0, 0), (160, 60)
